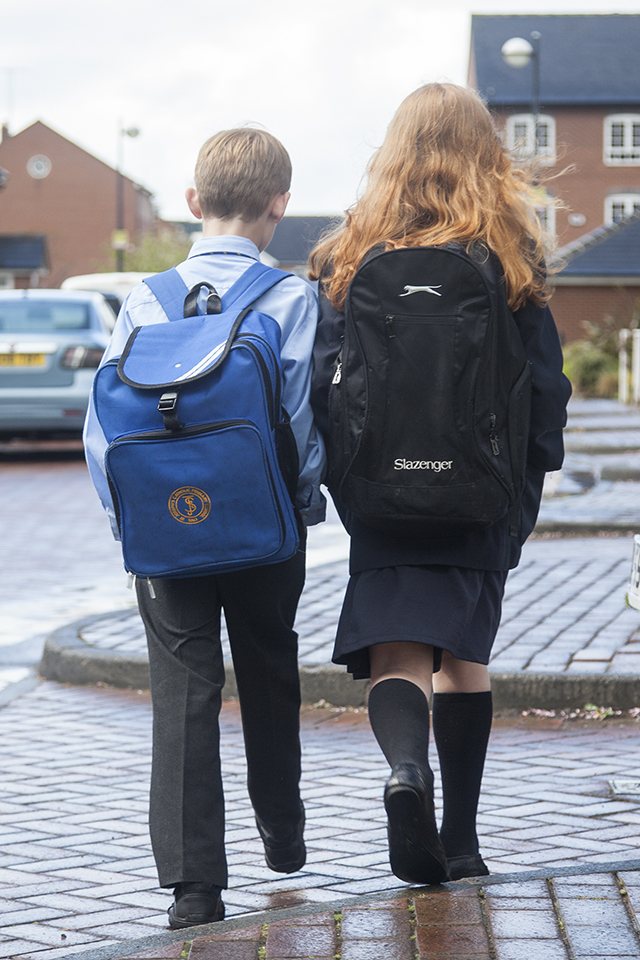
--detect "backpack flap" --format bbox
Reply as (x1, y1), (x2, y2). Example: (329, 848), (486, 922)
(118, 261), (291, 390)
(117, 312), (242, 389)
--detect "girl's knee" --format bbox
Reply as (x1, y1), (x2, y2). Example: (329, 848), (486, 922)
(369, 642), (434, 699)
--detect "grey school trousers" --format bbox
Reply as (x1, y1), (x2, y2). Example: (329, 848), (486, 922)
(136, 546), (305, 889)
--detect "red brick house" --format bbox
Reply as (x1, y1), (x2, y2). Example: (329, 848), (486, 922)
(469, 14), (640, 341)
(0, 121), (157, 288)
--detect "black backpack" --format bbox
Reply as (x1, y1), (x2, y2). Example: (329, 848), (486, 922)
(326, 243), (531, 538)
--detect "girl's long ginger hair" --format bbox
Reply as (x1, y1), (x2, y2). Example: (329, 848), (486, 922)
(309, 83), (550, 312)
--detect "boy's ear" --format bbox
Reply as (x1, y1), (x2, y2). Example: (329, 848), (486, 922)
(270, 191), (290, 224)
(185, 187), (203, 220)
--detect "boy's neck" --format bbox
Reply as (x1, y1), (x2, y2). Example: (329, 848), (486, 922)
(200, 214), (270, 252)
(186, 189), (289, 254)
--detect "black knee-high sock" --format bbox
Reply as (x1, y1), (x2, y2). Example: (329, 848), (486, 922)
(367, 678), (431, 775)
(431, 691), (492, 858)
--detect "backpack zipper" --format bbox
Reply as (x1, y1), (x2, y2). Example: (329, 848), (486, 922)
(110, 419), (252, 442)
(489, 414), (500, 455)
(234, 335), (280, 427)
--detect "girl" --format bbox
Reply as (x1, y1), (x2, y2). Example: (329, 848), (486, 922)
(309, 83), (571, 885)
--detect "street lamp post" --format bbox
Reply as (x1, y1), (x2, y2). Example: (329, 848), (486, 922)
(501, 31), (541, 156)
(114, 122), (140, 272)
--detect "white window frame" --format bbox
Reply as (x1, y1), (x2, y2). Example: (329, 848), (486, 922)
(505, 114), (556, 165)
(536, 196), (556, 242)
(604, 115), (640, 166)
(605, 193), (640, 225)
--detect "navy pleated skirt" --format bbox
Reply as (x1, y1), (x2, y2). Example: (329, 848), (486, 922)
(332, 565), (508, 680)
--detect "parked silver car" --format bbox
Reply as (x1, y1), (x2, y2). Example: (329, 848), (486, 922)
(0, 289), (115, 438)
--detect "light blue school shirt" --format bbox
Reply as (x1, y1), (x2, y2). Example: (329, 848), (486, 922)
(83, 235), (326, 539)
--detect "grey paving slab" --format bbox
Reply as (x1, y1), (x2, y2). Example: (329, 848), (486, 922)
(566, 398), (630, 416)
(566, 414), (640, 430)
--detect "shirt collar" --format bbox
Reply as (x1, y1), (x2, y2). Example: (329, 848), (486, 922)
(187, 235), (261, 261)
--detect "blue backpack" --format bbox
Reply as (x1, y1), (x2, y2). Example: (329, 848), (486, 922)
(93, 261), (300, 579)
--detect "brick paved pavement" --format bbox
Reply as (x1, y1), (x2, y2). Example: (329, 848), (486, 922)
(0, 683), (638, 957)
(71, 537), (640, 682)
(3, 402), (640, 957)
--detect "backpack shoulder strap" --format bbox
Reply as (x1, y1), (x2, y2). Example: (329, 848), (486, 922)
(142, 262), (290, 321)
(221, 261), (291, 314)
(143, 269), (190, 321)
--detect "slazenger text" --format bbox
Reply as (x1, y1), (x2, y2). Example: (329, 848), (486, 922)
(394, 459), (453, 472)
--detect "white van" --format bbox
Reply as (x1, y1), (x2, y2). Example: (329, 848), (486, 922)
(61, 272), (153, 315)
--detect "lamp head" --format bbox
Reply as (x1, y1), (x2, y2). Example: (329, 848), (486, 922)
(501, 37), (534, 69)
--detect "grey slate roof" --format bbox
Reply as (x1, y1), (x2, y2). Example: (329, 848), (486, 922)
(266, 216), (340, 265)
(556, 213), (640, 278)
(471, 14), (640, 107)
(0, 235), (48, 271)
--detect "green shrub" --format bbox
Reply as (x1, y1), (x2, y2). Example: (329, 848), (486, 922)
(562, 340), (618, 397)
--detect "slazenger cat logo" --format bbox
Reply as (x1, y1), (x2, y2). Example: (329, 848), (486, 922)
(394, 459), (453, 472)
(168, 486), (211, 524)
(399, 284), (442, 297)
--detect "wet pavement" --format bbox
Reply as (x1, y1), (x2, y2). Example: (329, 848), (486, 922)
(0, 685), (640, 958)
(2, 399), (640, 957)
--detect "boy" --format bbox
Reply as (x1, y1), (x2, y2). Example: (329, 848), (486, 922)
(83, 129), (326, 927)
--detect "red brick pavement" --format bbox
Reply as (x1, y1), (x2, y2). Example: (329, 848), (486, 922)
(114, 871), (640, 959)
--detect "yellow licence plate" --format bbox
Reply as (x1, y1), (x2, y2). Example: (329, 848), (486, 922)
(0, 353), (46, 367)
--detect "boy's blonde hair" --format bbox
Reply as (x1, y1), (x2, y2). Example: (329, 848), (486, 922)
(194, 128), (292, 222)
(310, 83), (552, 311)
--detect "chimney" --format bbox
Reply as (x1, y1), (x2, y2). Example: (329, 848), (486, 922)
(1, 124), (10, 143)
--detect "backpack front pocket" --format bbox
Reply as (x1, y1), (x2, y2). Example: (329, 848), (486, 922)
(106, 420), (296, 578)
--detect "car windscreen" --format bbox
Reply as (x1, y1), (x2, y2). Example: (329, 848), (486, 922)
(0, 301), (90, 332)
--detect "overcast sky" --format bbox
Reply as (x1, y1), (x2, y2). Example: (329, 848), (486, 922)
(2, 1), (639, 221)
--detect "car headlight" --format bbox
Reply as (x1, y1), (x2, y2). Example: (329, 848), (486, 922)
(61, 346), (105, 369)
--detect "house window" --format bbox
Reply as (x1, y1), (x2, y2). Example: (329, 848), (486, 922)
(604, 115), (640, 165)
(536, 197), (556, 241)
(505, 114), (556, 164)
(605, 193), (640, 225)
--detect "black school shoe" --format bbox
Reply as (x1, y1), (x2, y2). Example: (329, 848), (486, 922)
(447, 854), (490, 881)
(384, 762), (450, 885)
(256, 805), (306, 873)
(168, 882), (225, 929)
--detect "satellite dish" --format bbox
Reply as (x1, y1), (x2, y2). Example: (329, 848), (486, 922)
(26, 155), (52, 179)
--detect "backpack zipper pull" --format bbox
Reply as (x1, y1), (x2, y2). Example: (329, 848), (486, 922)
(489, 414), (500, 455)
(147, 578), (156, 599)
(332, 361), (342, 385)
(126, 572), (136, 590)
(385, 315), (396, 338)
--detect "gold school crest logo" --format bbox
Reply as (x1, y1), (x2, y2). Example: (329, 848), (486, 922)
(168, 486), (211, 525)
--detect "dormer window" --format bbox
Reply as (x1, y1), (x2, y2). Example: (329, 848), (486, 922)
(605, 193), (640, 225)
(604, 115), (640, 165)
(505, 114), (556, 165)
